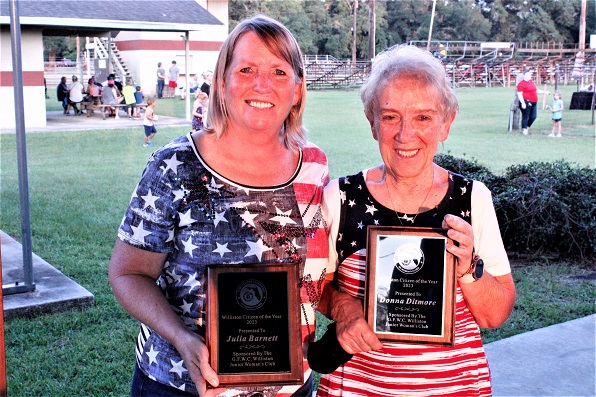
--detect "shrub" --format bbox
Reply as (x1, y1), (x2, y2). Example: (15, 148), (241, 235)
(435, 155), (595, 261)
(434, 153), (496, 185)
(493, 161), (595, 260)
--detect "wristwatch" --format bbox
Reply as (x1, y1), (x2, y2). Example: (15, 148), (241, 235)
(458, 254), (484, 283)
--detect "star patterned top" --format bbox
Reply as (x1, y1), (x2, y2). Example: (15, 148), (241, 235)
(334, 171), (472, 265)
(117, 134), (329, 395)
(317, 170), (512, 396)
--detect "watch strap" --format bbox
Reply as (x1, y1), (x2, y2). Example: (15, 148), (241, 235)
(458, 254), (483, 283)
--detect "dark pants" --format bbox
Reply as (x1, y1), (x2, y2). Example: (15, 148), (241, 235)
(130, 364), (313, 397)
(157, 80), (165, 99)
(131, 364), (194, 397)
(519, 100), (538, 129)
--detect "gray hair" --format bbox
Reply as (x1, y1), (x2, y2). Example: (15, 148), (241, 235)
(205, 15), (307, 150)
(360, 45), (458, 123)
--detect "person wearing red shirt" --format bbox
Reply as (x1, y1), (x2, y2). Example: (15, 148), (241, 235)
(516, 70), (549, 135)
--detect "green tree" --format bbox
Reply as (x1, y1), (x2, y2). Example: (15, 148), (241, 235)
(321, 0), (355, 58)
(227, 0), (595, 58)
(384, 0), (433, 45)
(434, 0), (491, 41)
(383, 0), (491, 45)
(43, 36), (76, 62)
(371, 1), (390, 56)
(478, 0), (594, 43)
(229, 0), (324, 55)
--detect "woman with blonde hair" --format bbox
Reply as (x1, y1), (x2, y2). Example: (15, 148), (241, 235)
(109, 15), (329, 397)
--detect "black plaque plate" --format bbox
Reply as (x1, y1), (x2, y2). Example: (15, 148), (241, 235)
(365, 226), (456, 346)
(207, 264), (303, 387)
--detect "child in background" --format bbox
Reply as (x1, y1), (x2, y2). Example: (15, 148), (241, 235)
(191, 91), (208, 132)
(134, 86), (144, 119)
(122, 78), (136, 119)
(547, 90), (563, 137)
(143, 97), (157, 147)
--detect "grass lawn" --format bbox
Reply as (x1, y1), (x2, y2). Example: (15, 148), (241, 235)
(1, 87), (594, 396)
(305, 86), (595, 178)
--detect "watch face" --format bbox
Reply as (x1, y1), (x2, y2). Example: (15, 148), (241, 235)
(474, 258), (484, 280)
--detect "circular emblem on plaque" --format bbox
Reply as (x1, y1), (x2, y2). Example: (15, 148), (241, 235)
(236, 279), (267, 310)
(394, 243), (424, 274)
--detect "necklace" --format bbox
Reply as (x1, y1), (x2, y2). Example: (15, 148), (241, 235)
(384, 166), (435, 225)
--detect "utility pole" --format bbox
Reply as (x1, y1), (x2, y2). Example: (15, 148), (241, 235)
(579, 0), (587, 86)
(427, 0), (437, 51)
(579, 0), (586, 50)
(352, 0), (358, 67)
(368, 0), (375, 60)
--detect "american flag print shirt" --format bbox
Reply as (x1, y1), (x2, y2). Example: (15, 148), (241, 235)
(117, 134), (329, 395)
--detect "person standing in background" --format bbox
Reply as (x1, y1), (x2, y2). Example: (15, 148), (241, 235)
(516, 69), (549, 135)
(141, 97), (157, 147)
(547, 90), (564, 138)
(122, 78), (137, 119)
(134, 86), (144, 119)
(156, 62), (166, 99)
(167, 60), (179, 98)
(200, 70), (212, 97)
(191, 91), (208, 132)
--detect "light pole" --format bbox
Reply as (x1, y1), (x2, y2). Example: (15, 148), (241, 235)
(427, 0), (438, 51)
(352, 0), (358, 67)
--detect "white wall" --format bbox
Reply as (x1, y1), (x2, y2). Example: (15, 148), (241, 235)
(0, 28), (46, 130)
(112, 0), (228, 97)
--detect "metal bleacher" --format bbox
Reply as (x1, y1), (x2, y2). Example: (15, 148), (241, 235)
(304, 55), (370, 89)
(412, 40), (596, 88)
(303, 42), (596, 90)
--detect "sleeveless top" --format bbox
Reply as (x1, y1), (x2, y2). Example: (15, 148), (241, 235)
(317, 170), (492, 397)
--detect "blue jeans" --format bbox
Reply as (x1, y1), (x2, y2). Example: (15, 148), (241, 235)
(520, 100), (538, 129)
(131, 364), (194, 397)
(130, 364), (313, 397)
(157, 80), (165, 99)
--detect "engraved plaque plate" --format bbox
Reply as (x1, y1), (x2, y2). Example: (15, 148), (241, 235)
(365, 226), (456, 346)
(207, 264), (303, 387)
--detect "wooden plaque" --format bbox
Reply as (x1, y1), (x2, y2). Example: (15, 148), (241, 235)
(365, 226), (456, 346)
(206, 264), (303, 387)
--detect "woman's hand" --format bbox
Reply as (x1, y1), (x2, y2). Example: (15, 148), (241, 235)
(173, 330), (227, 396)
(442, 214), (474, 277)
(108, 241), (227, 396)
(441, 214), (516, 328)
(330, 292), (383, 354)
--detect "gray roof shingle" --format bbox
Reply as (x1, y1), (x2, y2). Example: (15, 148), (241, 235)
(1, 0), (223, 31)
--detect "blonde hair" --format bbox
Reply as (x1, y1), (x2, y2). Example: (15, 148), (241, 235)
(205, 15), (307, 150)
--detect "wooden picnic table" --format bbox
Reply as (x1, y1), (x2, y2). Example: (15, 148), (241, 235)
(80, 96), (147, 120)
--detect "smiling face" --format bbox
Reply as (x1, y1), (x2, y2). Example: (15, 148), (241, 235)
(371, 76), (455, 180)
(222, 31), (302, 136)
